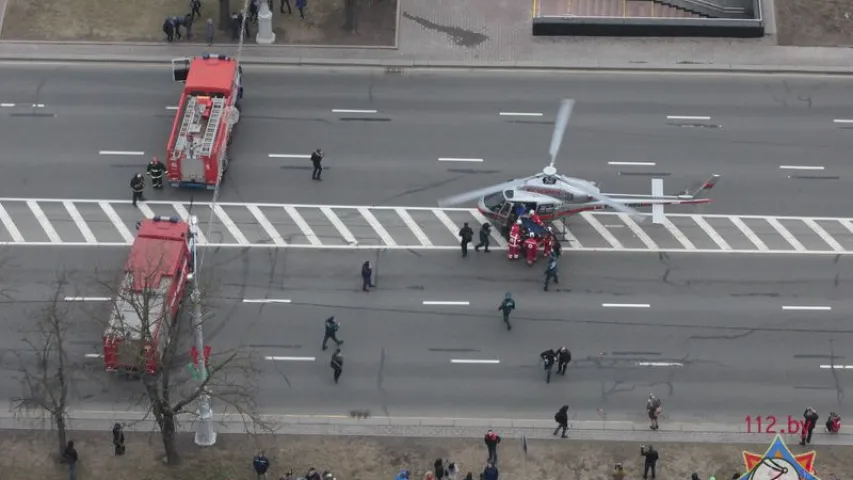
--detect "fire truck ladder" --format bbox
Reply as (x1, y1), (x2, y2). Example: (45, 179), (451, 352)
(199, 97), (226, 156)
(174, 95), (206, 155)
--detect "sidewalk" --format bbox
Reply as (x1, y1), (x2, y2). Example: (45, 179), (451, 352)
(4, 410), (853, 446)
(0, 0), (852, 72)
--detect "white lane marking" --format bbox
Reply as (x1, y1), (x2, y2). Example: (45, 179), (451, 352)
(26, 200), (61, 243)
(470, 210), (508, 247)
(62, 201), (97, 244)
(98, 150), (144, 156)
(320, 207), (357, 245)
(395, 208), (432, 246)
(358, 207), (396, 246)
(636, 362), (683, 367)
(137, 203), (155, 219)
(666, 115), (710, 120)
(659, 217), (696, 250)
(729, 217), (768, 251)
(802, 219), (844, 252)
(499, 112), (543, 117)
(171, 204), (208, 245)
(84, 353), (103, 358)
(451, 359), (500, 364)
(840, 219), (853, 240)
(820, 365), (853, 369)
(580, 212), (623, 249)
(269, 153), (311, 159)
(284, 206), (321, 246)
(423, 301), (470, 306)
(332, 109), (377, 114)
(832, 119), (853, 124)
(213, 204), (250, 245)
(243, 299), (291, 304)
(65, 297), (111, 302)
(437, 157), (484, 162)
(165, 106), (178, 110)
(265, 356), (315, 361)
(0, 203), (24, 243)
(608, 161), (656, 166)
(247, 205), (285, 245)
(782, 305), (831, 311)
(0, 103), (15, 107)
(98, 202), (134, 243)
(433, 209), (461, 238)
(779, 165), (825, 171)
(618, 213), (658, 249)
(766, 218), (806, 252)
(32, 104), (45, 108)
(602, 303), (650, 308)
(551, 219), (582, 248)
(690, 215), (731, 251)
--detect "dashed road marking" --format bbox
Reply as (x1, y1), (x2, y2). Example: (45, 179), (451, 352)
(779, 165), (825, 171)
(437, 157), (484, 162)
(332, 109), (377, 114)
(269, 153), (311, 159)
(499, 112), (543, 117)
(98, 151), (144, 156)
(265, 356), (315, 361)
(820, 365), (853, 369)
(244, 299), (291, 304)
(782, 305), (831, 311)
(602, 303), (650, 308)
(450, 359), (500, 364)
(608, 162), (656, 166)
(65, 297), (111, 302)
(636, 362), (683, 367)
(423, 301), (470, 306)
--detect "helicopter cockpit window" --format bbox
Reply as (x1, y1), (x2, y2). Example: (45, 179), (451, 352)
(483, 191), (506, 212)
(542, 176), (557, 185)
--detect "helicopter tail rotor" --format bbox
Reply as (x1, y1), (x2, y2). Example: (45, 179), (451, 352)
(548, 99), (575, 169)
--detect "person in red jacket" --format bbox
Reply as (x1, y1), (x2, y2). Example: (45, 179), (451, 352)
(529, 209), (543, 225)
(507, 220), (522, 260)
(542, 227), (554, 258)
(524, 232), (539, 265)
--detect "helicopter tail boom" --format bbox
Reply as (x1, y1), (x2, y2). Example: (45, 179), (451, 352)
(675, 174), (720, 199)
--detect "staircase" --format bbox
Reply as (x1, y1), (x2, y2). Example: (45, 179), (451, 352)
(566, 0), (706, 17)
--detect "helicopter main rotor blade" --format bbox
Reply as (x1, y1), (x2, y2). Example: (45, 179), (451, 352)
(437, 180), (526, 208)
(560, 177), (643, 219)
(548, 99), (575, 168)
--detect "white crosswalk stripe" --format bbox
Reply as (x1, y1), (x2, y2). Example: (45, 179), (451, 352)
(171, 203), (208, 245)
(2, 198), (853, 255)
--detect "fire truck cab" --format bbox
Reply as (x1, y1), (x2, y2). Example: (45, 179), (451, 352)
(103, 216), (192, 375)
(167, 54), (243, 190)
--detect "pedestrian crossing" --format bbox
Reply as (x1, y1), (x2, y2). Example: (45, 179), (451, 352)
(1, 197), (853, 255)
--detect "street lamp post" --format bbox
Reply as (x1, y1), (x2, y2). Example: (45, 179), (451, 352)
(190, 215), (216, 446)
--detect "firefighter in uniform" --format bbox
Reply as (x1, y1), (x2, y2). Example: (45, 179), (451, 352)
(543, 226), (555, 258)
(524, 232), (539, 266)
(146, 157), (166, 189)
(130, 173), (145, 207)
(507, 219), (522, 260)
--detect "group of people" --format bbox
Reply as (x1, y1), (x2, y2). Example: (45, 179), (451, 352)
(130, 157), (166, 207)
(539, 347), (572, 383)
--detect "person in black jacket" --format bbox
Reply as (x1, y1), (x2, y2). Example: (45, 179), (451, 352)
(640, 444), (658, 479)
(540, 349), (557, 383)
(484, 430), (501, 464)
(130, 173), (145, 207)
(361, 261), (374, 292)
(475, 223), (492, 253)
(458, 222), (474, 257)
(322, 317), (342, 350)
(311, 149), (324, 180)
(554, 405), (569, 438)
(556, 347), (571, 375)
(62, 440), (79, 480)
(253, 451), (271, 479)
(112, 423), (125, 455)
(330, 348), (343, 383)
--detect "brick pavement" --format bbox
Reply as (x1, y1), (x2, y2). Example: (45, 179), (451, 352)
(0, 0), (851, 71)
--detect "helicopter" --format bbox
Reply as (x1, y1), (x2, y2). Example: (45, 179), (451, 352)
(437, 99), (720, 236)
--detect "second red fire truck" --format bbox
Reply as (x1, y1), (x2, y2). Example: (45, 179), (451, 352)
(167, 54), (243, 190)
(102, 216), (193, 375)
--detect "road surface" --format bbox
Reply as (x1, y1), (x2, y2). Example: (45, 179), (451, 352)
(0, 65), (850, 217)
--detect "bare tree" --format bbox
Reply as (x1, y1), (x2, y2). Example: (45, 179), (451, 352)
(98, 249), (262, 465)
(11, 273), (76, 458)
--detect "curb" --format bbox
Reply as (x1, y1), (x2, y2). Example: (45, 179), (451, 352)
(0, 53), (851, 75)
(3, 411), (853, 446)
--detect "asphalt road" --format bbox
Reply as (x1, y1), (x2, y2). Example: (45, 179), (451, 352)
(0, 64), (851, 217)
(1, 247), (851, 425)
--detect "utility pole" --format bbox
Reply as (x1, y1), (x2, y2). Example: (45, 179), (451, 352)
(190, 215), (216, 446)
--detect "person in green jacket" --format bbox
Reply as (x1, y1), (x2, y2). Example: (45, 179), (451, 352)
(498, 292), (516, 330)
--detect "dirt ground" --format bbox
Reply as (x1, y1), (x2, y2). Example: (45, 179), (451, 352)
(0, 0), (398, 46)
(2, 429), (850, 480)
(775, 0), (853, 46)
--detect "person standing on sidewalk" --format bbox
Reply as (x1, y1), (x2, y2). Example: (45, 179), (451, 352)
(62, 440), (79, 480)
(553, 405), (569, 438)
(205, 18), (215, 45)
(640, 444), (658, 479)
(253, 451), (271, 479)
(322, 316), (343, 351)
(483, 430), (501, 464)
(801, 407), (819, 446)
(112, 423), (125, 455)
(330, 348), (343, 383)
(646, 393), (662, 430)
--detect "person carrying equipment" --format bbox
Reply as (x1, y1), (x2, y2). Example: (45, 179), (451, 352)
(507, 219), (522, 260)
(146, 156), (166, 189)
(524, 232), (539, 266)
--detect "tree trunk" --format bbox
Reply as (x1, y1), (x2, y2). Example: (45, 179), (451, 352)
(160, 412), (181, 465)
(55, 414), (67, 458)
(343, 0), (357, 33)
(219, 0), (232, 31)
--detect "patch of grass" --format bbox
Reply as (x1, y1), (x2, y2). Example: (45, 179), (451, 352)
(775, 0), (853, 46)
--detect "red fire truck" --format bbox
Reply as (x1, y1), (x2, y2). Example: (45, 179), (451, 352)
(103, 216), (192, 375)
(167, 54), (243, 190)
